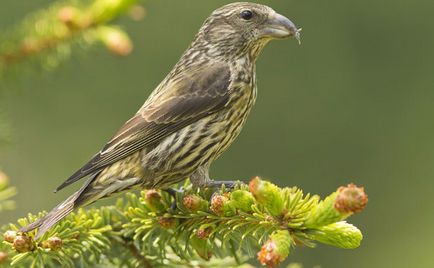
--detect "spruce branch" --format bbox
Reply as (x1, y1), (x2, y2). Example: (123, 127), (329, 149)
(0, 0), (145, 79)
(1, 178), (368, 267)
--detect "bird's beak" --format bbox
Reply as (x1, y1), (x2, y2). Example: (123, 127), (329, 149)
(260, 12), (301, 43)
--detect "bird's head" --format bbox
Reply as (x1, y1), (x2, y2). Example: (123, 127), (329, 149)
(195, 2), (301, 61)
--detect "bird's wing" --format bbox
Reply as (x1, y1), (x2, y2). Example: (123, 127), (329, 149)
(55, 63), (231, 192)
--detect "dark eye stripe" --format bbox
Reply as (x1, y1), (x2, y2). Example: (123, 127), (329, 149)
(240, 10), (253, 20)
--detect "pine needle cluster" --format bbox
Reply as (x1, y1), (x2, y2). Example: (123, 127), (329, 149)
(1, 177), (367, 267)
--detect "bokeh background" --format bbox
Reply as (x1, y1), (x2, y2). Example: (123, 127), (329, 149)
(1, 0), (434, 267)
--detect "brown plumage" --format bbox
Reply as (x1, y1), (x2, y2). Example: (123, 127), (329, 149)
(21, 2), (300, 238)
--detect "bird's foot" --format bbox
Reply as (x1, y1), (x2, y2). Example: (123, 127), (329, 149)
(204, 180), (244, 190)
(164, 187), (184, 212)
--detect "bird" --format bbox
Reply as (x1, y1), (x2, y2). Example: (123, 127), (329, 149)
(21, 2), (300, 238)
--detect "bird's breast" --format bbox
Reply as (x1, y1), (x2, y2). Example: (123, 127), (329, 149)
(139, 70), (257, 188)
(210, 77), (257, 159)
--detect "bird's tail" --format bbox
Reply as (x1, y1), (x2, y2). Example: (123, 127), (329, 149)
(20, 176), (95, 239)
(20, 193), (77, 239)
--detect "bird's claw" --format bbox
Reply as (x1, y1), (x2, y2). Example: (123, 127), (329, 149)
(206, 180), (244, 190)
(164, 187), (184, 212)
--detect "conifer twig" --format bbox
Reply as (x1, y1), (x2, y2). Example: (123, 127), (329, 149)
(0, 0), (144, 78)
(1, 177), (368, 267)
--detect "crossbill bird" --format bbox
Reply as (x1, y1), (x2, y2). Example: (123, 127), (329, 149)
(22, 2), (300, 238)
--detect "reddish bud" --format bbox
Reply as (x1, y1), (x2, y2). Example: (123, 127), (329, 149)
(128, 5), (146, 21)
(42, 236), (63, 251)
(158, 215), (178, 229)
(258, 230), (292, 268)
(99, 27), (133, 56)
(210, 194), (228, 216)
(13, 235), (35, 253)
(0, 251), (8, 263)
(58, 6), (80, 27)
(334, 184), (368, 214)
(3, 230), (16, 243)
(196, 225), (213, 240)
(258, 241), (280, 268)
(183, 195), (208, 213)
(21, 39), (39, 54)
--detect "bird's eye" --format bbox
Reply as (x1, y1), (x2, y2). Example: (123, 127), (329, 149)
(240, 10), (253, 20)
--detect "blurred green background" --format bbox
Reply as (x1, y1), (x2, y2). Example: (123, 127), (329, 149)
(1, 0), (434, 267)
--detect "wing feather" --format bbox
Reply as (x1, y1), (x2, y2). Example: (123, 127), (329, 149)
(55, 63), (231, 192)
